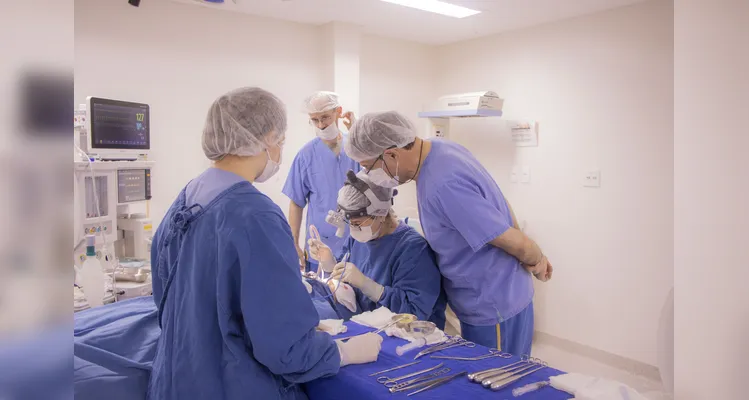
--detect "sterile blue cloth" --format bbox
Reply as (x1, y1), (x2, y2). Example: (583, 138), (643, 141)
(416, 139), (534, 332)
(74, 297), (159, 400)
(460, 302), (535, 354)
(337, 223), (446, 328)
(304, 321), (570, 400)
(283, 137), (361, 271)
(149, 170), (341, 400)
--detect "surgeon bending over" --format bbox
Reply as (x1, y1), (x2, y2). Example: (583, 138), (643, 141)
(345, 111), (552, 356)
(148, 88), (382, 400)
(308, 170), (446, 328)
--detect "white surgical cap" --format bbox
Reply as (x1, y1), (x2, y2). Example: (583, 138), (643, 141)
(202, 87), (287, 161)
(344, 111), (416, 162)
(337, 171), (393, 217)
(304, 91), (341, 114)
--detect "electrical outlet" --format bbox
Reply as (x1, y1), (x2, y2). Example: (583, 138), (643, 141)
(584, 170), (601, 188)
(520, 166), (531, 183)
(511, 166), (520, 183)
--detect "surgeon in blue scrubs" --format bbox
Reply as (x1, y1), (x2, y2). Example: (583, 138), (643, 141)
(284, 91), (361, 272)
(344, 111), (553, 357)
(308, 170), (446, 329)
(149, 87), (382, 400)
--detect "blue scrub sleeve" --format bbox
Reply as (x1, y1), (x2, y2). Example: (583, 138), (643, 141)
(282, 152), (310, 208)
(378, 245), (441, 321)
(236, 212), (341, 383)
(150, 220), (165, 306)
(434, 179), (512, 252)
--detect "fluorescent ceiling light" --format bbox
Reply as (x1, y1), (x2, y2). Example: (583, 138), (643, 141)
(380, 0), (481, 18)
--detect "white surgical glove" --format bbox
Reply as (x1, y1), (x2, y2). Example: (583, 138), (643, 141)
(335, 333), (383, 367)
(307, 225), (335, 272)
(330, 262), (384, 302)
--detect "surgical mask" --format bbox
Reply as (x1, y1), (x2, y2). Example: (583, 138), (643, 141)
(368, 165), (400, 188)
(350, 219), (382, 243)
(315, 122), (340, 141)
(255, 147), (281, 183)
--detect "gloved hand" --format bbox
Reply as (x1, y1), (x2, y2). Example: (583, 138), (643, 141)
(335, 333), (383, 367)
(307, 225), (335, 272)
(331, 262), (384, 302)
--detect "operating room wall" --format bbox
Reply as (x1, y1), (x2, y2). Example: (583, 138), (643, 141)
(434, 0), (674, 366)
(74, 0), (327, 226)
(359, 35), (438, 222)
(73, 0), (437, 237)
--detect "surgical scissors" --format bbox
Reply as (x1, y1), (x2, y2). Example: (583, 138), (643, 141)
(376, 363), (445, 385)
(431, 348), (513, 361)
(413, 336), (476, 359)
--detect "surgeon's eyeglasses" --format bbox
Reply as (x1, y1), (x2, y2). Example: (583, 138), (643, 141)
(309, 113), (335, 127)
(346, 216), (374, 229)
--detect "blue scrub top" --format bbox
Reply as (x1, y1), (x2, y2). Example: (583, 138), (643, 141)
(416, 139), (533, 326)
(283, 137), (361, 261)
(337, 223), (446, 327)
(149, 168), (340, 400)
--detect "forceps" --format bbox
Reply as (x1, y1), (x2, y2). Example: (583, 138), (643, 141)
(376, 363), (445, 386)
(406, 371), (468, 397)
(413, 337), (476, 359)
(368, 361), (422, 377)
(387, 368), (451, 391)
(431, 348), (513, 361)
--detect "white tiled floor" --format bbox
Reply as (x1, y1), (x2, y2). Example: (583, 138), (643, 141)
(531, 342), (673, 400)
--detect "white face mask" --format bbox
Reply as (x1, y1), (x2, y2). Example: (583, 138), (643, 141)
(255, 147), (281, 183)
(315, 122), (340, 141)
(368, 164), (400, 189)
(350, 218), (382, 243)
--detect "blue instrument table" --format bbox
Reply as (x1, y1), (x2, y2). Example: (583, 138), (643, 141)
(305, 322), (572, 399)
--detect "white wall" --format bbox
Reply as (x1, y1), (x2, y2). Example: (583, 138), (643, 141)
(675, 0), (749, 398)
(434, 0), (674, 365)
(360, 35), (437, 220)
(74, 0), (326, 226)
(74, 0), (437, 230)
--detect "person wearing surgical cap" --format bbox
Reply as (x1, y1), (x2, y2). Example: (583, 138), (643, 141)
(149, 87), (382, 400)
(307, 170), (446, 329)
(344, 111), (553, 357)
(283, 91), (361, 272)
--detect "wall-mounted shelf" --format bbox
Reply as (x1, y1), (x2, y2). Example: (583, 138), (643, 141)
(417, 109), (503, 118)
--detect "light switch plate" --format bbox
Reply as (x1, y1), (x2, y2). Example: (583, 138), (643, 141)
(584, 170), (601, 187)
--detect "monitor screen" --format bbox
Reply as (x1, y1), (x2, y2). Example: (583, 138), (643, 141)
(90, 97), (150, 150)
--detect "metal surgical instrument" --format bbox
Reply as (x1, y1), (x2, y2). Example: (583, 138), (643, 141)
(489, 366), (547, 391)
(468, 359), (532, 382)
(387, 368), (451, 392)
(376, 363), (445, 385)
(406, 371), (468, 397)
(431, 348), (513, 361)
(481, 363), (544, 387)
(413, 337), (476, 359)
(368, 361), (422, 377)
